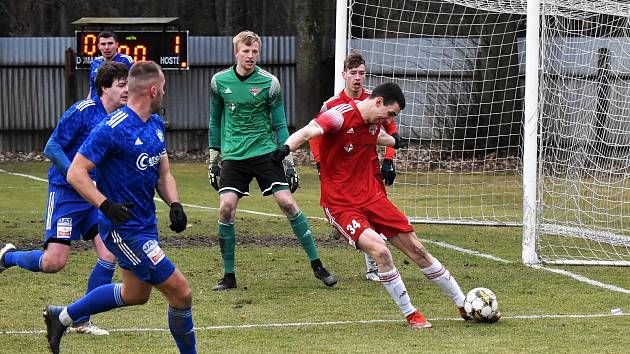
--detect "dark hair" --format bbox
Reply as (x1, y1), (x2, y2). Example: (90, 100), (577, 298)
(97, 30), (118, 42)
(94, 61), (128, 97)
(344, 52), (365, 71)
(370, 82), (405, 110)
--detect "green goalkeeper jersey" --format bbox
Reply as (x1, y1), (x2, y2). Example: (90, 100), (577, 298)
(208, 65), (290, 160)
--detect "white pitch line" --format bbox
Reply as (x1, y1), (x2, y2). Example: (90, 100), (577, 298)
(1, 312), (628, 335)
(419, 239), (512, 263)
(1, 169), (628, 294)
(0, 168), (48, 182)
(528, 265), (630, 294)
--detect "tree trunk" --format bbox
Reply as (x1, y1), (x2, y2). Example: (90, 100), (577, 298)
(295, 0), (322, 129)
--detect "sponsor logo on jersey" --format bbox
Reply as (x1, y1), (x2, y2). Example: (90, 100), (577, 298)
(344, 143), (354, 153)
(142, 240), (165, 265)
(56, 218), (72, 239)
(136, 150), (164, 170)
(227, 102), (236, 111)
(156, 129), (164, 142)
(346, 128), (354, 134)
(249, 87), (261, 96)
(134, 137), (143, 145)
(369, 125), (378, 135)
(224, 88), (232, 94)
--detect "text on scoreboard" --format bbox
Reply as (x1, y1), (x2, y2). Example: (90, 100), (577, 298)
(75, 31), (188, 70)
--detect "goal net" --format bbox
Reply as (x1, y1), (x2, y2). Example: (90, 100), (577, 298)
(344, 0), (630, 265)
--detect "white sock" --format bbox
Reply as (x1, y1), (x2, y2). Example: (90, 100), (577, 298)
(59, 307), (73, 326)
(364, 252), (377, 272)
(378, 267), (416, 316)
(421, 259), (465, 307)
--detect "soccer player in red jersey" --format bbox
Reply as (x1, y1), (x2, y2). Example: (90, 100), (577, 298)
(271, 82), (471, 328)
(309, 53), (398, 281)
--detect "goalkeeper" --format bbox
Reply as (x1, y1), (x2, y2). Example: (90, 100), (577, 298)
(207, 30), (337, 291)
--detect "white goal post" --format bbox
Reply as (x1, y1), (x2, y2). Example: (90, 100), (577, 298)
(336, 0), (630, 266)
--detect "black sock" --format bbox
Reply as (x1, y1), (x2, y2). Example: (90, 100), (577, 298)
(223, 272), (236, 280)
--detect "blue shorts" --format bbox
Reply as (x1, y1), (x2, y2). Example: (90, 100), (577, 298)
(44, 184), (98, 245)
(102, 229), (176, 285)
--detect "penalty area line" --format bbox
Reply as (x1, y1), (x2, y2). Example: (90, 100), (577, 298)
(1, 312), (628, 335)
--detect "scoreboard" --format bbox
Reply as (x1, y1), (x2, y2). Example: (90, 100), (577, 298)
(75, 30), (188, 70)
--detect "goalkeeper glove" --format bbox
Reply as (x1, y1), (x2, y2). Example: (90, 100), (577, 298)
(99, 199), (133, 226)
(208, 148), (221, 191)
(381, 158), (396, 186)
(169, 202), (187, 233)
(285, 164), (300, 193)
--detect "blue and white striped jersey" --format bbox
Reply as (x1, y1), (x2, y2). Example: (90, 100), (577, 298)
(79, 106), (167, 236)
(47, 96), (107, 187)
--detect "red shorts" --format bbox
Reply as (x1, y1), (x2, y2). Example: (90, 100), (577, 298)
(323, 198), (413, 247)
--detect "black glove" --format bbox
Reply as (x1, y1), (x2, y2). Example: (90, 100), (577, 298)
(316, 162), (321, 179)
(270, 144), (290, 164)
(208, 161), (221, 191)
(392, 133), (407, 150)
(169, 202), (187, 233)
(381, 158), (396, 186)
(285, 166), (300, 193)
(99, 199), (133, 226)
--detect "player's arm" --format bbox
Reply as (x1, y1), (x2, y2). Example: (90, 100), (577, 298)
(377, 128), (406, 150)
(270, 110), (335, 163)
(44, 109), (83, 176)
(383, 119), (398, 160)
(208, 75), (224, 152)
(156, 153), (180, 206)
(156, 153), (187, 233)
(67, 153), (106, 208)
(268, 77), (290, 145)
(87, 61), (97, 99)
(285, 120), (324, 151)
(44, 138), (71, 176)
(381, 119), (399, 186)
(207, 75), (224, 191)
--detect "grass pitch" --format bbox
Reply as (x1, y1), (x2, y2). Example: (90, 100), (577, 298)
(0, 161), (628, 353)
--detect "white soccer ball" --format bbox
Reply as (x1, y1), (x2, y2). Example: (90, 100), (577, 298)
(463, 287), (500, 322)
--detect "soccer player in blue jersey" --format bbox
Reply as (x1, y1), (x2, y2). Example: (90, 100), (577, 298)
(43, 61), (196, 354)
(0, 61), (129, 336)
(87, 30), (134, 98)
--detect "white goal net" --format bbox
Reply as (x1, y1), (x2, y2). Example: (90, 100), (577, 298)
(344, 0), (630, 265)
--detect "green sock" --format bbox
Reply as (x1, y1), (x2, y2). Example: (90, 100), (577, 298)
(218, 221), (236, 273)
(289, 211), (319, 261)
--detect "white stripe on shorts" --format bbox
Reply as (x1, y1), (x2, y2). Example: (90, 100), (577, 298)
(46, 191), (55, 230)
(111, 230), (141, 265)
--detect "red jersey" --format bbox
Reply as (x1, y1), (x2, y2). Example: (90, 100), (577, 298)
(315, 101), (386, 209)
(309, 89), (397, 164)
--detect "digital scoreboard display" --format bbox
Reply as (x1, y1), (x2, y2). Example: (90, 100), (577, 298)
(75, 31), (188, 70)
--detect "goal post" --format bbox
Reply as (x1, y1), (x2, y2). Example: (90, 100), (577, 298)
(339, 0), (630, 266)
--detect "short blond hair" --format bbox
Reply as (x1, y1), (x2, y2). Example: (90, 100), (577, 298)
(233, 30), (261, 51)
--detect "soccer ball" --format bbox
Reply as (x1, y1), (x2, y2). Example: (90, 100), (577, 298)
(463, 287), (500, 322)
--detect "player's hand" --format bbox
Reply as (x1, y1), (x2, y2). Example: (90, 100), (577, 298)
(392, 133), (407, 150)
(285, 165), (300, 193)
(208, 148), (221, 191)
(315, 162), (320, 179)
(99, 199), (133, 226)
(169, 202), (187, 233)
(270, 144), (290, 164)
(381, 158), (396, 186)
(208, 162), (221, 191)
